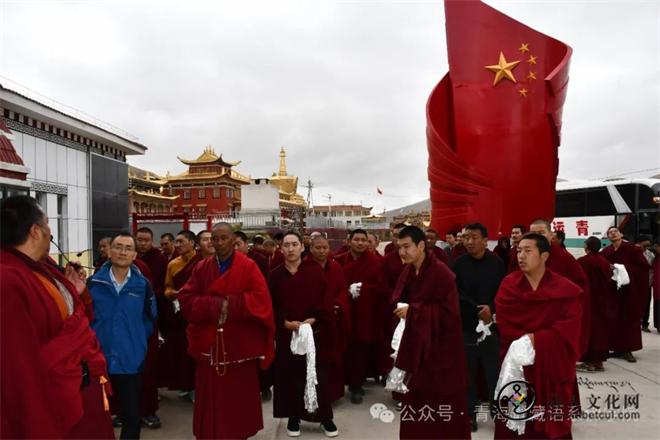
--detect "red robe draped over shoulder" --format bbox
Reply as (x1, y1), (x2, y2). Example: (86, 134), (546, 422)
(1, 248), (112, 439)
(179, 251), (275, 439)
(393, 253), (470, 439)
(577, 253), (616, 363)
(494, 270), (582, 439)
(601, 241), (650, 352)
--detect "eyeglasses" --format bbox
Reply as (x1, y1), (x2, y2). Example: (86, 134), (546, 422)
(111, 245), (135, 253)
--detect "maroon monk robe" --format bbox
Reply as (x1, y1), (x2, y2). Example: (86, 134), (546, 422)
(494, 270), (582, 440)
(270, 261), (336, 421)
(384, 242), (397, 254)
(393, 253), (471, 440)
(160, 253), (202, 391)
(494, 244), (510, 264)
(137, 251), (167, 417)
(507, 246), (519, 274)
(381, 250), (405, 375)
(430, 245), (450, 266)
(577, 253), (616, 364)
(180, 251), (275, 439)
(306, 255), (352, 402)
(269, 249), (285, 271)
(248, 248), (269, 278)
(331, 244), (350, 258)
(335, 250), (388, 389)
(1, 248), (113, 439)
(451, 243), (467, 260)
(601, 241), (651, 353)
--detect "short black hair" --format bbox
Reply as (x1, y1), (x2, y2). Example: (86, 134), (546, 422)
(252, 235), (264, 245)
(637, 235), (652, 244)
(136, 227), (153, 237)
(464, 222), (488, 239)
(273, 232), (284, 241)
(447, 230), (459, 237)
(393, 223), (407, 230)
(425, 228), (438, 235)
(512, 224), (526, 233)
(585, 236), (602, 253)
(283, 230), (302, 243)
(0, 195), (47, 247)
(160, 232), (175, 241)
(233, 230), (248, 242)
(555, 230), (566, 242)
(111, 231), (136, 249)
(177, 229), (197, 243)
(398, 225), (426, 245)
(197, 230), (211, 239)
(349, 228), (368, 239)
(520, 232), (550, 254)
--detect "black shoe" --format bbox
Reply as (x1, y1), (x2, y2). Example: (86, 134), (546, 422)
(112, 416), (122, 428)
(287, 417), (301, 437)
(321, 420), (338, 437)
(470, 417), (478, 432)
(350, 392), (363, 404)
(642, 326), (650, 333)
(622, 352), (637, 363)
(142, 415), (161, 429)
(261, 388), (272, 401)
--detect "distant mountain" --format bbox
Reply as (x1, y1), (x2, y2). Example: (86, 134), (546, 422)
(383, 198), (431, 219)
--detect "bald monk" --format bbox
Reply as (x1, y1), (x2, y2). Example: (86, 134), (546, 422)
(270, 232), (339, 437)
(179, 223), (275, 439)
(161, 230), (201, 397)
(601, 226), (651, 362)
(1, 195), (112, 438)
(494, 233), (582, 439)
(577, 237), (616, 372)
(335, 228), (387, 404)
(308, 234), (352, 402)
(390, 226), (470, 439)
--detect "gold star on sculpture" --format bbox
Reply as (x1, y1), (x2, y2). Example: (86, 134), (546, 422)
(518, 88), (528, 98)
(527, 71), (537, 80)
(518, 43), (530, 53)
(485, 52), (521, 85)
(527, 55), (537, 66)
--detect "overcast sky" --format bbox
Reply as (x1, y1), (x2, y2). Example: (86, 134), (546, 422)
(1, 0), (658, 213)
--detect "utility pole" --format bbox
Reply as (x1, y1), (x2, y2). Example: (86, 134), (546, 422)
(325, 193), (332, 226)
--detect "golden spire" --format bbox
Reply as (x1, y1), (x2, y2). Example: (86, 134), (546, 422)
(279, 147), (287, 176)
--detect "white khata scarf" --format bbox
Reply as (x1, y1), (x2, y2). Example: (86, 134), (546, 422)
(290, 323), (318, 413)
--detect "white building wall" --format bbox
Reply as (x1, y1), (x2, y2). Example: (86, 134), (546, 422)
(16, 131), (90, 259)
(241, 181), (280, 212)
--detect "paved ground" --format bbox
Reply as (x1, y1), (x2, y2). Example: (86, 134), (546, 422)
(130, 331), (660, 439)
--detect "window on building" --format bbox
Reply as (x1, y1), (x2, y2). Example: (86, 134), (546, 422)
(347, 220), (352, 226)
(183, 190), (191, 200)
(199, 206), (206, 216)
(183, 207), (190, 213)
(213, 188), (221, 198)
(169, 187), (175, 196)
(226, 189), (234, 198)
(198, 189), (206, 199)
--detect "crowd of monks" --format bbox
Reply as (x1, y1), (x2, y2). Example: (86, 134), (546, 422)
(2, 193), (657, 440)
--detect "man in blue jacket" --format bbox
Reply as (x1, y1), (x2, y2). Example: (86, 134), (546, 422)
(89, 232), (157, 439)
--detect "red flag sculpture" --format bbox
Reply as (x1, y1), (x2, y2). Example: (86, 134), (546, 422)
(428, 0), (571, 236)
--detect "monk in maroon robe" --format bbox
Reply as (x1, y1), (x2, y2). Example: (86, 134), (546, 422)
(530, 220), (590, 355)
(506, 225), (526, 272)
(335, 228), (388, 404)
(494, 233), (582, 440)
(384, 223), (406, 255)
(1, 195), (113, 439)
(179, 223), (275, 439)
(270, 232), (339, 436)
(425, 228), (450, 267)
(577, 237), (616, 371)
(381, 246), (406, 376)
(161, 230), (201, 394)
(390, 226), (470, 439)
(136, 227), (169, 427)
(308, 235), (352, 403)
(601, 227), (651, 362)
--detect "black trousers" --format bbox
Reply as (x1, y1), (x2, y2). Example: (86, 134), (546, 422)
(464, 332), (500, 416)
(642, 286), (659, 329)
(110, 373), (143, 439)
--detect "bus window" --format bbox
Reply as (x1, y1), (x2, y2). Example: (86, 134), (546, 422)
(555, 190), (586, 217)
(584, 187), (616, 216)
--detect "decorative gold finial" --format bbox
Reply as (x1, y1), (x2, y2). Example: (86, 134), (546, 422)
(278, 147), (287, 176)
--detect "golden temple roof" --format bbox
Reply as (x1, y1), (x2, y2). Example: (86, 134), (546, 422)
(178, 145), (241, 167)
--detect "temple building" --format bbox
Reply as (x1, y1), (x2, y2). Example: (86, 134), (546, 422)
(128, 165), (178, 214)
(308, 204), (372, 227)
(270, 147), (307, 210)
(164, 146), (249, 217)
